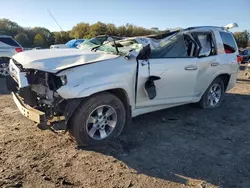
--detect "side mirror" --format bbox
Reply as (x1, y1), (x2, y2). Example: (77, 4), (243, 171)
(136, 44), (151, 60)
(144, 76), (161, 100)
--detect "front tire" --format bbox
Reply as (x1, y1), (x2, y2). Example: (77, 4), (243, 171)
(68, 92), (126, 146)
(198, 77), (225, 109)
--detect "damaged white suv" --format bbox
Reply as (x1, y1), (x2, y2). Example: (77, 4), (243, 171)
(7, 23), (240, 146)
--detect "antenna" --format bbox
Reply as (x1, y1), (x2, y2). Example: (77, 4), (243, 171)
(47, 9), (63, 31)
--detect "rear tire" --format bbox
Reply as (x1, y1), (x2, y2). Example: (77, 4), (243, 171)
(198, 77), (225, 109)
(68, 92), (126, 146)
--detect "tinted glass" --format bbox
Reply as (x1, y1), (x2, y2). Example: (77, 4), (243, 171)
(219, 32), (237, 53)
(0, 37), (20, 47)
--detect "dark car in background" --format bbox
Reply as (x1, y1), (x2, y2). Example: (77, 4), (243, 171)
(240, 48), (250, 64)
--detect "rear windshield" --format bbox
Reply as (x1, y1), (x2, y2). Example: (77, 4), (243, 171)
(219, 32), (237, 54)
(0, 37), (20, 47)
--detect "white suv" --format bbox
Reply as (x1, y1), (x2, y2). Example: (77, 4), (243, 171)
(7, 23), (240, 146)
(0, 35), (23, 76)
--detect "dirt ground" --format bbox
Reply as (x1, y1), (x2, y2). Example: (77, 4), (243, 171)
(0, 69), (250, 188)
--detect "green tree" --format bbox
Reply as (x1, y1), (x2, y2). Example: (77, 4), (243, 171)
(117, 26), (126, 36)
(70, 23), (90, 39)
(33, 34), (46, 47)
(106, 23), (117, 36)
(234, 30), (250, 48)
(53, 31), (71, 44)
(125, 23), (134, 37)
(88, 22), (107, 38)
(14, 33), (29, 47)
(0, 18), (24, 37)
(31, 27), (53, 47)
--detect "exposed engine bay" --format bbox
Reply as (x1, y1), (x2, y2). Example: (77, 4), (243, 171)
(7, 64), (73, 130)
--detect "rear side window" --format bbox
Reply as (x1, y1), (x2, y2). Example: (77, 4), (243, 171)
(219, 32), (237, 54)
(0, 37), (20, 47)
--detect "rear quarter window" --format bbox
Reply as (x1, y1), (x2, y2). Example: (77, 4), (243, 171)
(0, 37), (20, 47)
(219, 32), (237, 54)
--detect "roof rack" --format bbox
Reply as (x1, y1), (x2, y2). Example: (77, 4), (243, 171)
(184, 23), (238, 31)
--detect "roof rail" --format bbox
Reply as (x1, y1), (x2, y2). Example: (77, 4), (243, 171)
(184, 26), (224, 31)
(0, 35), (11, 37)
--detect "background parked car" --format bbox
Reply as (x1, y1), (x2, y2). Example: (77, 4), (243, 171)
(0, 35), (23, 76)
(239, 48), (250, 64)
(50, 39), (85, 49)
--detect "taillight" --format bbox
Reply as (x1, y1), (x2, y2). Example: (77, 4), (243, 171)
(237, 55), (243, 64)
(15, 47), (23, 53)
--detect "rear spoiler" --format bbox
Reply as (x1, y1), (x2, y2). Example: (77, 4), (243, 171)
(224, 23), (238, 30)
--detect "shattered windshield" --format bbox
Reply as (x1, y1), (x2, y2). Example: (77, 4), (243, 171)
(79, 37), (144, 56)
(78, 33), (180, 57)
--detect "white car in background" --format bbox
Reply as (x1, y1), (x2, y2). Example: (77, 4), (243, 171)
(0, 35), (23, 76)
(7, 23), (240, 146)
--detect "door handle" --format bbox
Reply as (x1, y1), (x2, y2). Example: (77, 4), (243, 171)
(211, 62), (219, 66)
(185, 65), (197, 70)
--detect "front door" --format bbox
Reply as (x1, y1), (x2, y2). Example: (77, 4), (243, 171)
(136, 34), (199, 108)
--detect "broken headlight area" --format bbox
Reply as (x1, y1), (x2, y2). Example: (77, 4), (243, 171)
(26, 70), (67, 91)
(17, 86), (68, 131)
(7, 69), (69, 130)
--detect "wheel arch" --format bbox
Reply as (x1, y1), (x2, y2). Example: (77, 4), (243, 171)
(0, 56), (11, 62)
(65, 88), (132, 129)
(217, 73), (230, 91)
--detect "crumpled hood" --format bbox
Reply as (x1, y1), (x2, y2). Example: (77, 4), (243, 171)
(12, 48), (119, 73)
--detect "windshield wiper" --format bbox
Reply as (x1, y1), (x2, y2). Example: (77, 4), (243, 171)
(91, 44), (102, 51)
(91, 36), (119, 55)
(113, 40), (119, 55)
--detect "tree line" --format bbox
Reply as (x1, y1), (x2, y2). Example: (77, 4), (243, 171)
(0, 18), (249, 48)
(0, 19), (157, 48)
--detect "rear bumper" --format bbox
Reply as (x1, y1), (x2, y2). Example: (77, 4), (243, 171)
(226, 72), (238, 91)
(12, 92), (46, 123)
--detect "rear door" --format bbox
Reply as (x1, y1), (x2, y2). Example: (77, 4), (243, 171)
(218, 31), (239, 73)
(190, 32), (221, 96)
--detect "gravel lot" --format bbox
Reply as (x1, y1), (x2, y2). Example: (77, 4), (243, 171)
(0, 69), (250, 188)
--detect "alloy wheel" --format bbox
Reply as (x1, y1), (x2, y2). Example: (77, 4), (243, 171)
(208, 84), (222, 107)
(86, 105), (117, 140)
(0, 63), (9, 76)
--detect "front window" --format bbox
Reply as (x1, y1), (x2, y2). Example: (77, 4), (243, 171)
(150, 34), (188, 58)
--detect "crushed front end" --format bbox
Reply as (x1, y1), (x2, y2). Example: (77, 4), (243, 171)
(7, 59), (69, 131)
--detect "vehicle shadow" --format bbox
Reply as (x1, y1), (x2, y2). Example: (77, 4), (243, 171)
(237, 78), (250, 83)
(80, 92), (250, 187)
(0, 77), (10, 95)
